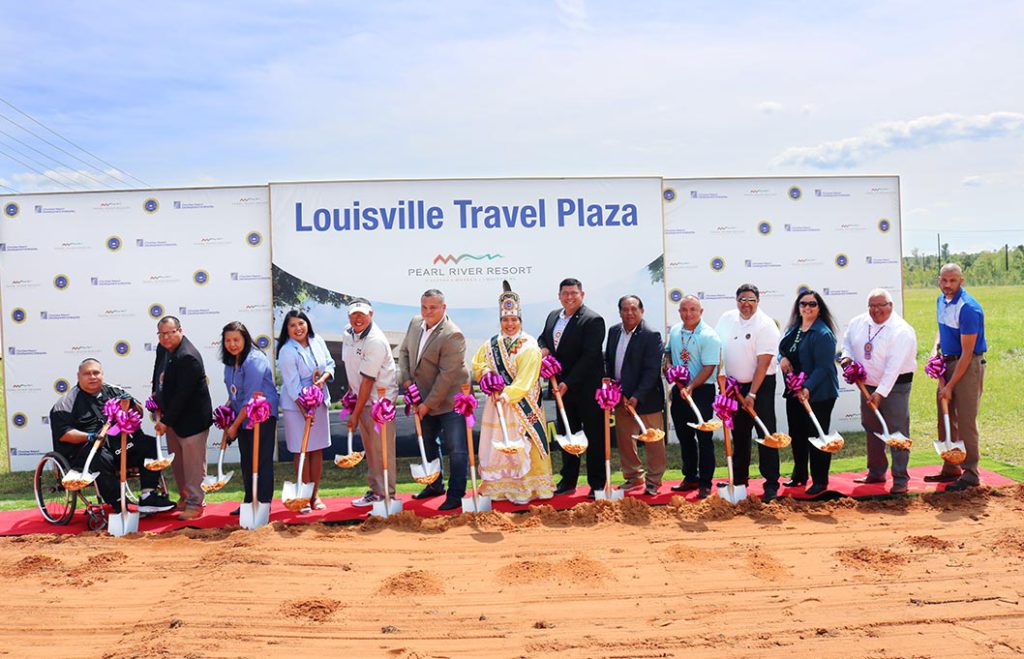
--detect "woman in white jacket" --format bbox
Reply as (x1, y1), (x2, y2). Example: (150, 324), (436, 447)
(277, 309), (335, 511)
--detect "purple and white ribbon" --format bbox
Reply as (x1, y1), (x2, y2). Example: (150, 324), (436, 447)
(540, 355), (562, 380)
(453, 392), (478, 427)
(244, 394), (271, 429)
(479, 372), (506, 396)
(404, 383), (422, 416)
(370, 397), (396, 432)
(212, 405), (236, 430)
(595, 380), (622, 411)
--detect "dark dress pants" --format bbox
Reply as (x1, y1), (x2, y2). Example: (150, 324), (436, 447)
(669, 384), (716, 488)
(238, 417), (277, 503)
(786, 397), (836, 487)
(419, 411), (468, 499)
(731, 376), (780, 490)
(555, 388), (606, 490)
(77, 433), (160, 508)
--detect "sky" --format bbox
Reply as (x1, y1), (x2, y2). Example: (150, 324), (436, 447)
(0, 0), (1021, 254)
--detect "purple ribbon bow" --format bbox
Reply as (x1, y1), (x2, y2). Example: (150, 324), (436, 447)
(480, 372), (506, 396)
(108, 408), (142, 436)
(925, 355), (946, 382)
(723, 376), (742, 400)
(102, 397), (123, 422)
(298, 385), (325, 417)
(842, 360), (868, 385)
(785, 371), (807, 395)
(212, 405), (236, 430)
(244, 394), (271, 429)
(371, 397), (396, 432)
(665, 365), (691, 388)
(144, 396), (160, 413)
(339, 391), (358, 419)
(712, 394), (739, 429)
(453, 392), (478, 427)
(540, 355), (562, 380)
(595, 380), (622, 411)
(404, 383), (422, 416)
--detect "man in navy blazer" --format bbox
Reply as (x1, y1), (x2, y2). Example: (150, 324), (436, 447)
(538, 277), (607, 496)
(604, 295), (666, 496)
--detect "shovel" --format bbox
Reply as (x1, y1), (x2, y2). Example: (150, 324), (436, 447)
(370, 387), (403, 518)
(108, 400), (139, 536)
(240, 399), (271, 529)
(459, 384), (491, 513)
(738, 399), (791, 449)
(63, 420), (111, 491)
(624, 400), (665, 443)
(144, 412), (175, 472)
(800, 398), (845, 453)
(200, 430), (235, 493)
(410, 413), (441, 485)
(282, 413), (315, 512)
(854, 382), (911, 449)
(492, 396), (524, 455)
(933, 397), (967, 464)
(334, 428), (365, 468)
(594, 379), (624, 501)
(715, 373), (747, 503)
(679, 389), (723, 432)
(546, 375), (588, 456)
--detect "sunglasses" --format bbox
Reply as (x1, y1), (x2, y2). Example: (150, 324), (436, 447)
(737, 297), (758, 303)
(799, 300), (819, 308)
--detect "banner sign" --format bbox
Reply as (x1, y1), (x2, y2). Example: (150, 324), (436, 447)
(662, 176), (903, 431)
(0, 187), (272, 471)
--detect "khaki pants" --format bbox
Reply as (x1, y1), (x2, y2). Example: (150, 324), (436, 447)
(613, 406), (666, 487)
(358, 406), (397, 497)
(166, 427), (211, 508)
(936, 355), (985, 484)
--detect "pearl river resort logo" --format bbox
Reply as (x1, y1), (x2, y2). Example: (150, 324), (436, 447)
(246, 230), (263, 247)
(710, 256), (725, 272)
(757, 221), (772, 235)
(432, 253), (503, 265)
(106, 235), (123, 251)
(114, 340), (131, 356)
(878, 218), (891, 233)
(4, 202), (19, 217)
(144, 198), (159, 214)
(788, 186), (802, 200)
(663, 188), (677, 202)
(54, 274), (70, 290)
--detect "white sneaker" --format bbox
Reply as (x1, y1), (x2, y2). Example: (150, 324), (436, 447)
(352, 492), (382, 507)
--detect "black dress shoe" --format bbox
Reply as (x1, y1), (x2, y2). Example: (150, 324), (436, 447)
(586, 489), (597, 500)
(853, 476), (886, 484)
(943, 480), (977, 492)
(413, 485), (445, 500)
(671, 480), (699, 492)
(805, 484), (827, 496)
(783, 479), (806, 488)
(553, 482), (577, 496)
(762, 489), (779, 504)
(923, 473), (959, 483)
(438, 498), (461, 511)
(230, 507), (240, 516)
(697, 486), (711, 500)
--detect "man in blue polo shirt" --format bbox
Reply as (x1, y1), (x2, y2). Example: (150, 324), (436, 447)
(925, 263), (987, 491)
(664, 296), (722, 499)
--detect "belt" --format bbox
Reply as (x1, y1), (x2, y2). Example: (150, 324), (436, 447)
(895, 372), (913, 385)
(943, 353), (984, 362)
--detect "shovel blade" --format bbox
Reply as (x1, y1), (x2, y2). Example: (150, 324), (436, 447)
(108, 510), (139, 536)
(281, 480), (315, 511)
(62, 470), (99, 491)
(555, 433), (588, 455)
(200, 471), (234, 493)
(334, 452), (364, 468)
(716, 484), (748, 504)
(410, 459), (442, 484)
(369, 498), (403, 517)
(460, 495), (492, 513)
(810, 434), (845, 453)
(240, 502), (271, 529)
(144, 453), (175, 471)
(594, 488), (624, 501)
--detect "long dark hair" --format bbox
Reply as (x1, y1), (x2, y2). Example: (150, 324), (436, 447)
(785, 289), (837, 334)
(276, 309), (315, 357)
(220, 321), (254, 366)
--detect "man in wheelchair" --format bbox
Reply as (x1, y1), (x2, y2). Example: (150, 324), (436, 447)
(49, 358), (176, 514)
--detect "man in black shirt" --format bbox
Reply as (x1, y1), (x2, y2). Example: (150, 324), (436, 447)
(49, 358), (175, 514)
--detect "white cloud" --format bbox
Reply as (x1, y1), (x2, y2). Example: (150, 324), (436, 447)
(755, 101), (783, 114)
(800, 103), (817, 115)
(960, 170), (1024, 187)
(555, 0), (589, 33)
(772, 112), (1024, 168)
(10, 168), (133, 192)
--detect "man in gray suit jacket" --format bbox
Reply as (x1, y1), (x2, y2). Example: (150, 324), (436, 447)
(398, 289), (470, 510)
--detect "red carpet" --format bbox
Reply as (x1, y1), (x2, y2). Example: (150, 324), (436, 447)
(2, 465), (1014, 537)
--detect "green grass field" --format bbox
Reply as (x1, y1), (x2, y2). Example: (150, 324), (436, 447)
(1, 285), (1021, 511)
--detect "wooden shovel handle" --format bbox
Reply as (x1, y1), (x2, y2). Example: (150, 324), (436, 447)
(549, 377), (565, 408)
(250, 392), (261, 476)
(376, 387), (388, 472)
(856, 382), (879, 411)
(460, 383), (477, 469)
(940, 397), (950, 415)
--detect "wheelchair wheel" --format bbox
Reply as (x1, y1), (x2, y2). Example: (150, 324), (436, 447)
(85, 504), (107, 531)
(34, 452), (77, 525)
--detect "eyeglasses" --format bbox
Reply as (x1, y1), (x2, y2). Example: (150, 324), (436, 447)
(868, 302), (892, 309)
(799, 301), (818, 308)
(737, 297), (758, 303)
(157, 329), (180, 337)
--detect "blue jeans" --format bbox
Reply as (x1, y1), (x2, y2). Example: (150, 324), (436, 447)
(419, 411), (468, 499)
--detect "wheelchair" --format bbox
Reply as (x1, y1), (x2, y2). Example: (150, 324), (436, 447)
(34, 451), (167, 531)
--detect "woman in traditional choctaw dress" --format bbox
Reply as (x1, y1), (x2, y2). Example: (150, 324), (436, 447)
(471, 281), (555, 505)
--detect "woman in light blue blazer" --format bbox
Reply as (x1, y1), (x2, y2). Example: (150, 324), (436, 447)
(277, 309), (335, 511)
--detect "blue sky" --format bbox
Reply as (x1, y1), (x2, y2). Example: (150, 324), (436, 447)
(1, 0), (1021, 253)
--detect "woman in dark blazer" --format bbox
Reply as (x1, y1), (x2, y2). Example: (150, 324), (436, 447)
(779, 289), (840, 495)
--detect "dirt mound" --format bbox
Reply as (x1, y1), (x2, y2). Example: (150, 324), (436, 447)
(994, 531), (1024, 557)
(11, 554), (63, 576)
(377, 569), (444, 597)
(835, 547), (909, 571)
(663, 543), (714, 563)
(281, 597), (342, 623)
(746, 547), (790, 580)
(903, 535), (953, 550)
(497, 553), (614, 585)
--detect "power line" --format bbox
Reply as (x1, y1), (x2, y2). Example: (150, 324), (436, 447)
(0, 181), (19, 193)
(0, 96), (151, 188)
(0, 147), (75, 191)
(0, 128), (117, 190)
(0, 135), (108, 190)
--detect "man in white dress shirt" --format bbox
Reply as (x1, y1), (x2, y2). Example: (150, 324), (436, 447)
(714, 284), (782, 502)
(840, 288), (918, 494)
